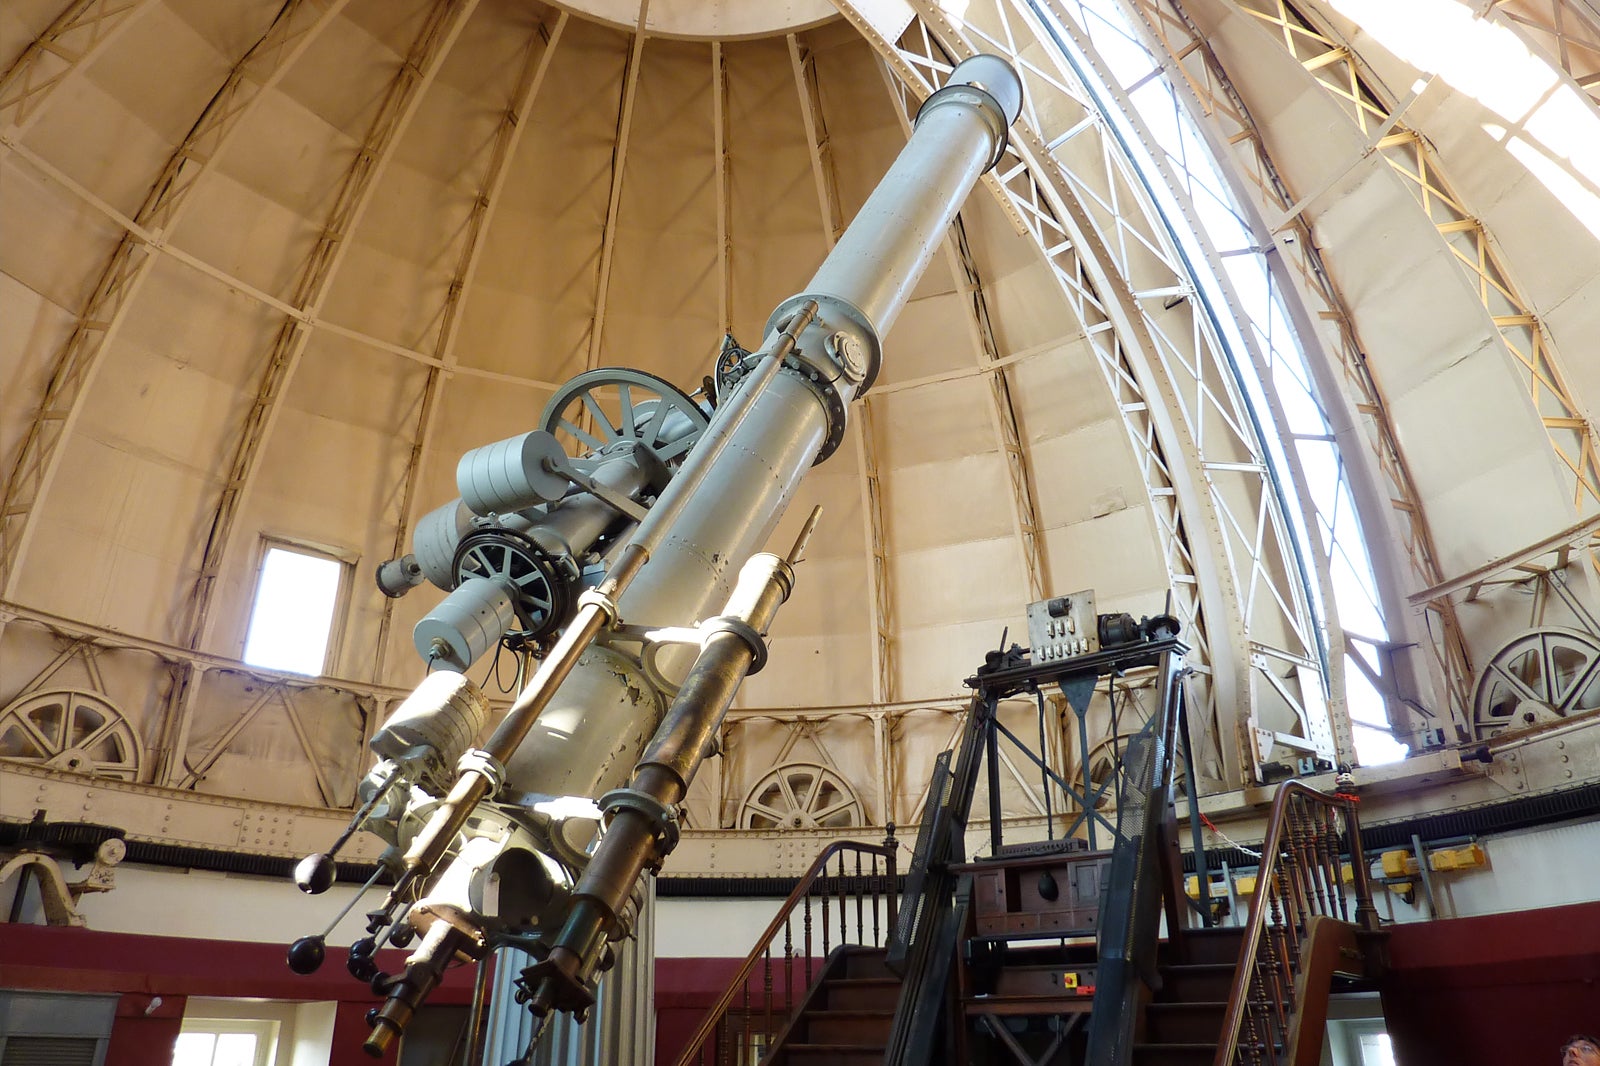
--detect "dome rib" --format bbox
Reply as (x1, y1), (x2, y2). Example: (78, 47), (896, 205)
(182, 0), (476, 659)
(373, 8), (568, 683)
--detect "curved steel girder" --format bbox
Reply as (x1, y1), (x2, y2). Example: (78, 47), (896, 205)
(1033, 0), (1351, 765)
(1126, 0), (1469, 740)
(0, 0), (351, 600)
(183, 0), (479, 656)
(840, 0), (1336, 785)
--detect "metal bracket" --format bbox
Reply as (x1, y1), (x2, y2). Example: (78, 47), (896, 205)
(455, 749), (506, 799)
(541, 455), (649, 522)
(597, 788), (681, 860)
(700, 616), (769, 674)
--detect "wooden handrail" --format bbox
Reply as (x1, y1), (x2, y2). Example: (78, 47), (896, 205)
(1213, 782), (1380, 1066)
(672, 837), (898, 1066)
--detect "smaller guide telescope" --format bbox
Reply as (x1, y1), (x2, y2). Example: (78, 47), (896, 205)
(286, 54), (1024, 1059)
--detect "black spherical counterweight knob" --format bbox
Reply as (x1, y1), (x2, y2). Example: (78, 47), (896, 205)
(349, 937), (380, 982)
(287, 935), (326, 974)
(295, 853), (336, 895)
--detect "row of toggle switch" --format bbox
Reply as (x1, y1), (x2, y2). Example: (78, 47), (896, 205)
(1043, 617), (1077, 639)
(1037, 639), (1089, 661)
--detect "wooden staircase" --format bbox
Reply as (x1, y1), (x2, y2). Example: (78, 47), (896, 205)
(765, 946), (900, 1066)
(1133, 926), (1246, 1066)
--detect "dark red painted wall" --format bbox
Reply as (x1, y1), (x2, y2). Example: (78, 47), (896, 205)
(0, 925), (471, 1066)
(655, 957), (744, 1066)
(1382, 899), (1600, 1066)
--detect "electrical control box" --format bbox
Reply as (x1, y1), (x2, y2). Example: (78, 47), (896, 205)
(1026, 590), (1098, 664)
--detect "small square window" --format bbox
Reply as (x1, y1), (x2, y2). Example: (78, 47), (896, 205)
(172, 1020), (276, 1066)
(242, 543), (349, 676)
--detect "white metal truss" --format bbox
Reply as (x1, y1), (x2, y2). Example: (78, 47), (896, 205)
(0, 0), (351, 600)
(371, 11), (570, 682)
(1243, 0), (1600, 522)
(836, 0), (1334, 785)
(1125, 0), (1474, 742)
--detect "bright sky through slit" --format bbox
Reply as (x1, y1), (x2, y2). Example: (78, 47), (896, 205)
(242, 547), (340, 676)
(1058, 0), (1408, 763)
(1329, 0), (1600, 240)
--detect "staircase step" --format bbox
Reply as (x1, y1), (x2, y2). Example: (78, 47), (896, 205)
(1157, 962), (1236, 1002)
(821, 977), (901, 1011)
(1144, 1001), (1229, 1044)
(841, 948), (896, 980)
(1170, 927), (1246, 965)
(778, 1043), (888, 1066)
(804, 1009), (895, 1044)
(1132, 1042), (1220, 1066)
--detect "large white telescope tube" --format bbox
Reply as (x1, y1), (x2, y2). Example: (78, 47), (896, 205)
(502, 55), (1024, 798)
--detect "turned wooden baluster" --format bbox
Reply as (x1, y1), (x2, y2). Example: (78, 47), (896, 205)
(803, 888), (814, 986)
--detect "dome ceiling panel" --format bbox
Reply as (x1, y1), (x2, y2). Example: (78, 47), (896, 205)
(0, 276), (73, 466)
(724, 36), (833, 336)
(1026, 417), (1148, 534)
(0, 5), (59, 74)
(449, 20), (625, 382)
(1040, 503), (1169, 609)
(1005, 338), (1121, 449)
(807, 24), (907, 207)
(953, 198), (1086, 358)
(11, 431), (197, 635)
(598, 38), (722, 379)
(876, 290), (985, 385)
(0, 162), (124, 312)
(895, 611), (1027, 699)
(884, 452), (1018, 555)
(893, 535), (1029, 630)
(874, 374), (1009, 469)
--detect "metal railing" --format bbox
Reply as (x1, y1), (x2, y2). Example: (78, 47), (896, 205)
(672, 836), (899, 1066)
(1214, 782), (1381, 1066)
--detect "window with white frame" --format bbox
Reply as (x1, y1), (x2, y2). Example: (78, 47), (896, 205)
(241, 540), (351, 676)
(171, 1017), (279, 1066)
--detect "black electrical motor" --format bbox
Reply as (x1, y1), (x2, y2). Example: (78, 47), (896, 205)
(1097, 611), (1181, 648)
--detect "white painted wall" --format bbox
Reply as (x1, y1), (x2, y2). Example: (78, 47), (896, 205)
(7, 861), (806, 959)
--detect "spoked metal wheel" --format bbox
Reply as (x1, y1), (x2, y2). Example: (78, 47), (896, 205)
(452, 529), (569, 640)
(1471, 627), (1600, 738)
(539, 368), (709, 465)
(0, 689), (144, 780)
(740, 762), (864, 830)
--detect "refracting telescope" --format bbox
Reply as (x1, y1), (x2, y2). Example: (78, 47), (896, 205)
(284, 54), (1025, 1060)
